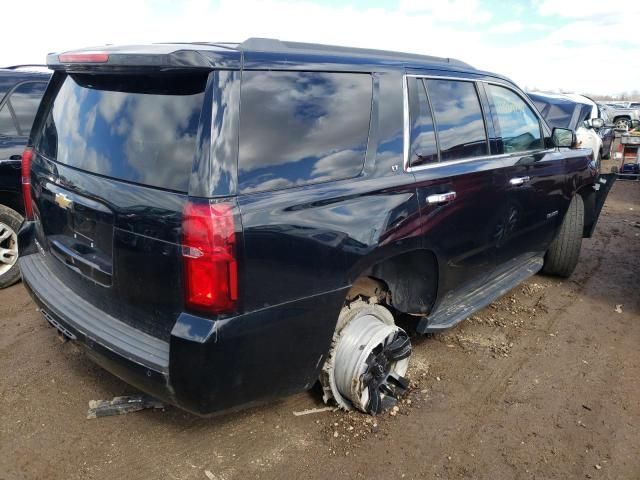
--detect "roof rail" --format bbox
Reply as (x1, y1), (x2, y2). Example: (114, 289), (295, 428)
(237, 37), (472, 68)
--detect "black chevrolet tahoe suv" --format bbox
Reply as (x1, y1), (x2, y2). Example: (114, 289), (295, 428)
(18, 39), (613, 416)
(0, 67), (49, 288)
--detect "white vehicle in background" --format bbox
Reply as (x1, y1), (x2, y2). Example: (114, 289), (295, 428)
(627, 102), (640, 122)
(575, 123), (603, 164)
(565, 93), (617, 159)
(528, 91), (604, 165)
(598, 102), (640, 129)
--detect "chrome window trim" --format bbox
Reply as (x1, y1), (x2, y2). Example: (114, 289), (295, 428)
(402, 74), (550, 173)
(408, 152), (508, 173)
(403, 75), (410, 172)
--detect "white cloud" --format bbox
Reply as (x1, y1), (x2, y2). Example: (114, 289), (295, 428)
(537, 0), (640, 19)
(1, 0), (637, 95)
(398, 0), (492, 23)
(490, 21), (523, 34)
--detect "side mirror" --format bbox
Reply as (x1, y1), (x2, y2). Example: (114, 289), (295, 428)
(552, 127), (576, 148)
(631, 119), (640, 129)
(590, 118), (605, 129)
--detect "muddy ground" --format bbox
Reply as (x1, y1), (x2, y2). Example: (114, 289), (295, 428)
(1, 181), (639, 480)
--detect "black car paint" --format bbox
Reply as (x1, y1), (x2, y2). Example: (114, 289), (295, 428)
(19, 43), (600, 415)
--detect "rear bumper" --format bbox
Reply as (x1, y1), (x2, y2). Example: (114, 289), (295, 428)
(19, 253), (174, 404)
(19, 246), (347, 415)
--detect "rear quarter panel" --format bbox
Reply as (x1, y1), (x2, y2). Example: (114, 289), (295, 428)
(236, 70), (420, 313)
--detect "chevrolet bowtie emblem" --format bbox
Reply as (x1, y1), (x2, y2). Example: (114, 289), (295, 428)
(55, 193), (73, 210)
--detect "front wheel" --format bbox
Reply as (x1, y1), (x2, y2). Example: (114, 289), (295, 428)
(0, 205), (22, 289)
(542, 195), (584, 278)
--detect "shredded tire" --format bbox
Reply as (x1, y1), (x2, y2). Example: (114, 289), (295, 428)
(320, 299), (411, 414)
(542, 195), (584, 278)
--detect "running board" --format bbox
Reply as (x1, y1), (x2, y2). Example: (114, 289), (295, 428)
(417, 255), (544, 333)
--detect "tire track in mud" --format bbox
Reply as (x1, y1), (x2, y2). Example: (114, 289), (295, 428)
(304, 210), (620, 480)
(418, 214), (616, 468)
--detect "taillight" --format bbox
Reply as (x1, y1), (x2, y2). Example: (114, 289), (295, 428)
(58, 52), (110, 63)
(21, 148), (34, 220)
(182, 200), (238, 313)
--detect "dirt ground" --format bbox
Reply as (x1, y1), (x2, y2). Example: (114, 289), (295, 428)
(1, 181), (639, 480)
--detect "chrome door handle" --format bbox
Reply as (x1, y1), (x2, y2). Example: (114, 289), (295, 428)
(426, 191), (456, 205)
(509, 176), (531, 186)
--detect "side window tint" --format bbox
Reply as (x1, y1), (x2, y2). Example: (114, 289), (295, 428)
(487, 84), (542, 153)
(408, 78), (438, 167)
(9, 82), (48, 135)
(238, 71), (372, 193)
(425, 79), (488, 161)
(0, 103), (18, 136)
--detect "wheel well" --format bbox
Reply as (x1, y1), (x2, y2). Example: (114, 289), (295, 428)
(348, 250), (438, 316)
(0, 193), (24, 217)
(614, 115), (630, 122)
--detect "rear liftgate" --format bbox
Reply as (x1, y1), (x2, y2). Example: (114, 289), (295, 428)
(321, 300), (412, 415)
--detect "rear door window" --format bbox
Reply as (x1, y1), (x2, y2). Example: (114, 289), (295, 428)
(0, 102), (17, 136)
(486, 84), (543, 153)
(425, 79), (488, 161)
(0, 81), (47, 137)
(35, 73), (207, 192)
(407, 77), (438, 167)
(10, 82), (48, 135)
(238, 71), (372, 193)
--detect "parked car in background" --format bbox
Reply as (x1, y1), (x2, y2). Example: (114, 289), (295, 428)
(599, 102), (639, 129)
(18, 39), (611, 416)
(528, 91), (605, 166)
(564, 93), (615, 160)
(0, 66), (50, 288)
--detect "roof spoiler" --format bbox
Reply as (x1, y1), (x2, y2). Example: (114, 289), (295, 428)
(47, 47), (240, 72)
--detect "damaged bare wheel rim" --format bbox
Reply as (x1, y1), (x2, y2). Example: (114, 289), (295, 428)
(324, 302), (411, 415)
(0, 222), (18, 276)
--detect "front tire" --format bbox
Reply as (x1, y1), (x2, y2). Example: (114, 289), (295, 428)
(542, 195), (584, 278)
(0, 205), (22, 289)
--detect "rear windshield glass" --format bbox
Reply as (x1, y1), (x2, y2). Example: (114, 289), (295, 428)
(35, 73), (207, 192)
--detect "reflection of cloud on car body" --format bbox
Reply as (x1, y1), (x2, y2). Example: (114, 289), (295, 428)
(46, 74), (206, 192)
(238, 71), (372, 192)
(52, 80), (110, 176)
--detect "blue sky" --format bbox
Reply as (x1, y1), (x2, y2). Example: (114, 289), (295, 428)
(2, 0), (639, 95)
